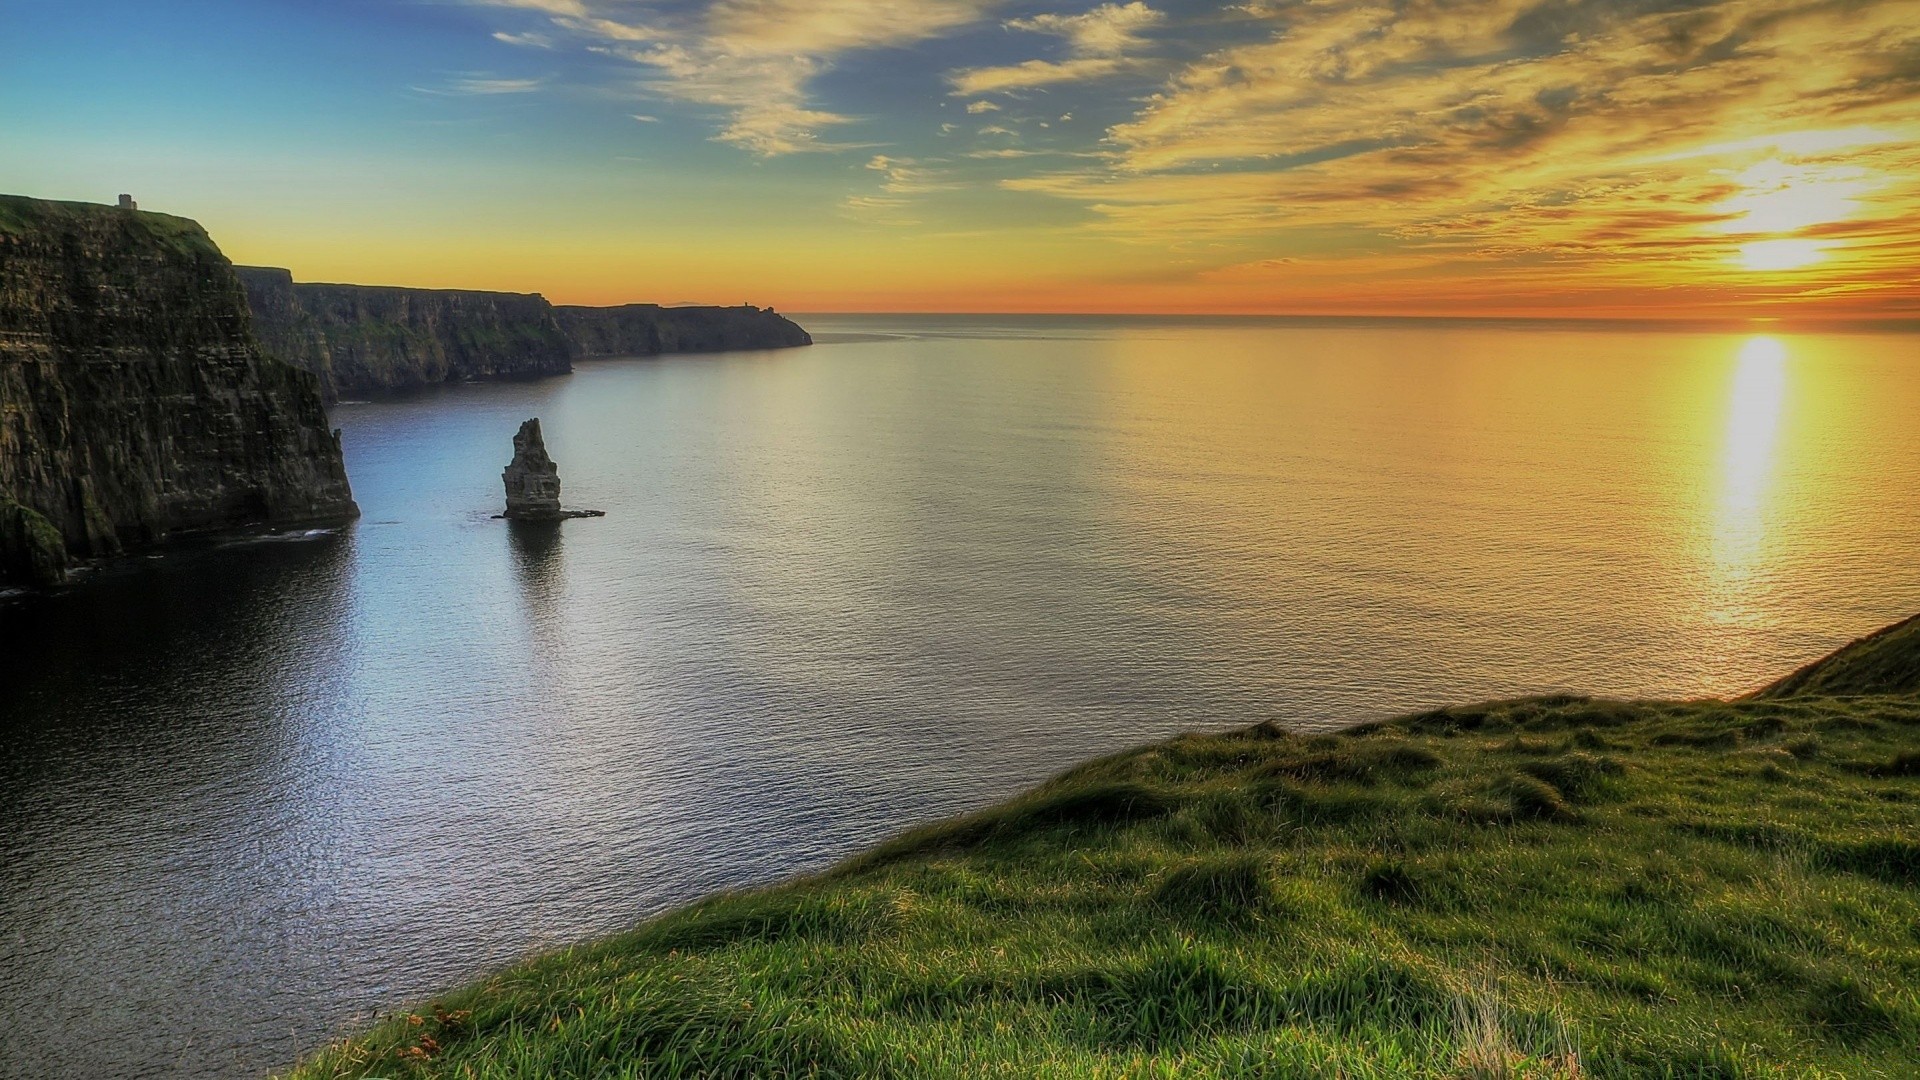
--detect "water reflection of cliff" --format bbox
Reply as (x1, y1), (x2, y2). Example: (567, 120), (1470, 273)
(0, 530), (358, 1080)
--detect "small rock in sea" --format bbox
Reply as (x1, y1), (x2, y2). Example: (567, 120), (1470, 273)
(499, 418), (604, 521)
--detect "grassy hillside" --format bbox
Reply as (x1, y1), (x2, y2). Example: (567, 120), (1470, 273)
(1757, 614), (1920, 700)
(287, 624), (1920, 1079)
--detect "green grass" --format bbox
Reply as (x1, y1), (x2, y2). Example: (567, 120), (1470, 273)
(0, 193), (220, 260)
(1757, 614), (1920, 699)
(287, 631), (1920, 1079)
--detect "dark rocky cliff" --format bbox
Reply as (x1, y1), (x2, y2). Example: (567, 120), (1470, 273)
(556, 303), (812, 358)
(237, 267), (575, 400)
(0, 196), (357, 587)
(238, 267), (811, 399)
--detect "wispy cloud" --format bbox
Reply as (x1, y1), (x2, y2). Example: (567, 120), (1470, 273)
(951, 57), (1128, 95)
(866, 154), (954, 194)
(413, 73), (549, 96)
(492, 30), (554, 48)
(469, 0), (1001, 155)
(949, 1), (1163, 95)
(1006, 2), (1163, 56)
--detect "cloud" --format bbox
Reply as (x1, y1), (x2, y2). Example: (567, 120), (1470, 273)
(456, 0), (1920, 314)
(841, 193), (922, 225)
(468, 0), (1001, 155)
(414, 74), (548, 95)
(492, 30), (554, 48)
(1005, 2), (1163, 57)
(951, 57), (1129, 95)
(1004, 0), (1920, 306)
(949, 2), (1163, 94)
(866, 154), (953, 193)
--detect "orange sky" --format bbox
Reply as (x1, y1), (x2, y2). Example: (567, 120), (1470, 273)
(7, 0), (1918, 318)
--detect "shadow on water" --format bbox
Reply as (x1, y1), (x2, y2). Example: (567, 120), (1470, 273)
(0, 530), (358, 1080)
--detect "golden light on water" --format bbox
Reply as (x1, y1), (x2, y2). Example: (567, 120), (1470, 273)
(1707, 335), (1791, 624)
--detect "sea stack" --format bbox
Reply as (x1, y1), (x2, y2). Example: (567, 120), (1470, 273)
(502, 419), (564, 520)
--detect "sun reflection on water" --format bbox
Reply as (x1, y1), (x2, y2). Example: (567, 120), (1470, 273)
(1707, 335), (1790, 625)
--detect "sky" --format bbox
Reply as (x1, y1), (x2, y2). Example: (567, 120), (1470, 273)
(3, 0), (1918, 317)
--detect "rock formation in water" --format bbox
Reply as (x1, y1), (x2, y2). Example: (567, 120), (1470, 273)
(238, 268), (813, 401)
(554, 303), (812, 358)
(499, 418), (602, 522)
(502, 418), (563, 520)
(0, 195), (358, 588)
(237, 267), (576, 401)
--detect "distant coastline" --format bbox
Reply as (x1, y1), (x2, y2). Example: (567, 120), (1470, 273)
(240, 266), (811, 401)
(790, 311), (1920, 335)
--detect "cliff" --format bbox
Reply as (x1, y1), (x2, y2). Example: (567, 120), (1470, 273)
(237, 267), (575, 400)
(0, 196), (357, 588)
(555, 303), (812, 358)
(237, 267), (811, 399)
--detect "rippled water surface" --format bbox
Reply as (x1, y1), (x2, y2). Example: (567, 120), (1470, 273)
(4, 316), (1918, 1078)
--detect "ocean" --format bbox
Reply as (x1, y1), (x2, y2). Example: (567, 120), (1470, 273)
(4, 314), (1917, 1077)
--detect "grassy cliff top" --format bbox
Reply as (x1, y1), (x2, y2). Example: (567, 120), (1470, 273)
(0, 194), (221, 261)
(288, 621), (1920, 1079)
(1757, 615), (1920, 700)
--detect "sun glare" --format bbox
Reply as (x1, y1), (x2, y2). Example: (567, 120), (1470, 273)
(1737, 239), (1830, 272)
(1715, 160), (1872, 235)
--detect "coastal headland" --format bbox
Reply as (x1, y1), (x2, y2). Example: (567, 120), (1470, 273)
(0, 195), (357, 588)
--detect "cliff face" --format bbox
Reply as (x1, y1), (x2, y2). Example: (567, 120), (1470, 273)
(237, 267), (575, 400)
(555, 303), (813, 358)
(0, 196), (357, 587)
(238, 267), (812, 399)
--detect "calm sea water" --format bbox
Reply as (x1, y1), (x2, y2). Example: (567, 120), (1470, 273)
(3, 316), (1918, 1078)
